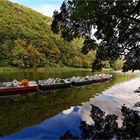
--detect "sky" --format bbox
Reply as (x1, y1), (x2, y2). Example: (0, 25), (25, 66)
(10, 0), (64, 17)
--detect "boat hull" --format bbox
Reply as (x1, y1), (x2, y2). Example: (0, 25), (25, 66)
(0, 86), (38, 96)
(92, 78), (110, 83)
(39, 83), (71, 91)
(71, 80), (93, 86)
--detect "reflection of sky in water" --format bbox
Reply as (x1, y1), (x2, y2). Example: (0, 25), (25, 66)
(1, 77), (140, 139)
(2, 106), (81, 139)
(80, 77), (140, 126)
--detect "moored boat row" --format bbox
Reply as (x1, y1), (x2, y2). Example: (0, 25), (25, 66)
(0, 74), (112, 96)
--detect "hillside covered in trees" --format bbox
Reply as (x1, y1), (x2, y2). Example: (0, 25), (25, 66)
(0, 0), (95, 68)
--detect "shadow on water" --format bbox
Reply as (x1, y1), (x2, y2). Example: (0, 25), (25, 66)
(60, 104), (140, 140)
(0, 72), (135, 137)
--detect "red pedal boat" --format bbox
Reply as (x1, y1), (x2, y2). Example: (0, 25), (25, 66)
(0, 86), (38, 96)
(0, 80), (38, 96)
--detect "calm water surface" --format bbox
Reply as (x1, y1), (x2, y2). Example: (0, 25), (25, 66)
(0, 71), (139, 139)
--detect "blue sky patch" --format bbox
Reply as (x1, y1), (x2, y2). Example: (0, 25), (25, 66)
(10, 0), (64, 17)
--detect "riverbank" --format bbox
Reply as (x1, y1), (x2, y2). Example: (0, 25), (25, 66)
(112, 70), (140, 74)
(0, 66), (112, 74)
(0, 67), (91, 73)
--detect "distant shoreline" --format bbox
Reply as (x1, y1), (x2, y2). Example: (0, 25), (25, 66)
(0, 67), (113, 74)
(112, 70), (140, 74)
(0, 67), (92, 73)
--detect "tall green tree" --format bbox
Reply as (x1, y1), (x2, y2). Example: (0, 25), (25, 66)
(51, 0), (140, 72)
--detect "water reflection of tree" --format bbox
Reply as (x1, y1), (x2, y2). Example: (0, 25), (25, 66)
(60, 103), (140, 139)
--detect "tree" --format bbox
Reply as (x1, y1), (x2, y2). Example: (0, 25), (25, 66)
(11, 39), (45, 68)
(51, 0), (140, 72)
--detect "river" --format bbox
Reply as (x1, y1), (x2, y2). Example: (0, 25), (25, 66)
(0, 70), (139, 139)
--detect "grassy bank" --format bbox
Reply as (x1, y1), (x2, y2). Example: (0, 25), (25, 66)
(0, 66), (112, 74)
(0, 66), (92, 73)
